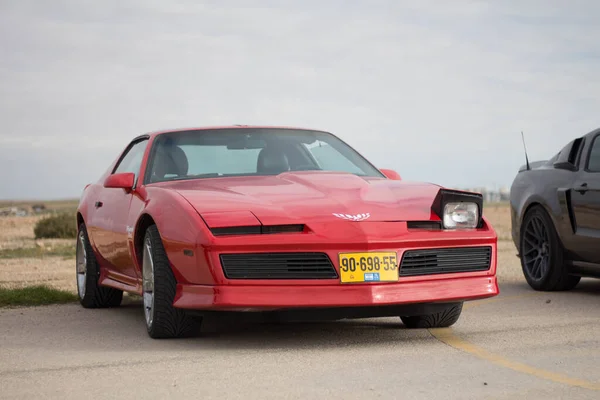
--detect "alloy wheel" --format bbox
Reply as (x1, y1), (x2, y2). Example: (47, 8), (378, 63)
(76, 230), (87, 299)
(522, 215), (551, 281)
(142, 238), (155, 328)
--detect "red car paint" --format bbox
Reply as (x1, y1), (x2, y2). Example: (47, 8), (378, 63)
(77, 126), (499, 310)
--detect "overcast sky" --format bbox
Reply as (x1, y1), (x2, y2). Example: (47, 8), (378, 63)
(1, 0), (599, 200)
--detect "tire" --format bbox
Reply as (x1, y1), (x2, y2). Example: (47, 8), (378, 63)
(142, 225), (201, 339)
(400, 303), (463, 329)
(76, 223), (123, 308)
(519, 205), (580, 291)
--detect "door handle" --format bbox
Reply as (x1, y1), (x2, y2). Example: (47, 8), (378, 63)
(94, 201), (103, 208)
(575, 183), (589, 194)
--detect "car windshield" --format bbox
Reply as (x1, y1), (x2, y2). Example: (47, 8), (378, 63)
(145, 128), (384, 183)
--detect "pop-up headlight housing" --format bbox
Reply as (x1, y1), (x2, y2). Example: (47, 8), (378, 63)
(431, 189), (483, 229)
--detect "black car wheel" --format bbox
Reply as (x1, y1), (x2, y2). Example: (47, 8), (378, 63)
(519, 205), (580, 291)
(76, 223), (123, 308)
(142, 225), (201, 339)
(401, 303), (463, 329)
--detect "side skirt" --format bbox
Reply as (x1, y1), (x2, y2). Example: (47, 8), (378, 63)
(567, 260), (600, 278)
(99, 275), (141, 295)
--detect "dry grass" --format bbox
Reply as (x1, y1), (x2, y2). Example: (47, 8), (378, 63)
(0, 215), (76, 292)
(496, 240), (522, 283)
(0, 257), (75, 293)
(0, 216), (74, 250)
(0, 201), (523, 295)
(0, 244), (75, 259)
(483, 202), (522, 283)
(483, 202), (512, 241)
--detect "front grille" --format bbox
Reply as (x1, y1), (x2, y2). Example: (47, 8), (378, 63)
(220, 252), (338, 279)
(399, 246), (492, 276)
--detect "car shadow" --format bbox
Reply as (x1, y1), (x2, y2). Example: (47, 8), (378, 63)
(81, 279), (599, 350)
(498, 278), (600, 296)
(110, 296), (434, 350)
(572, 278), (600, 294)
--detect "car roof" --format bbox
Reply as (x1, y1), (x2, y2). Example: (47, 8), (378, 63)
(584, 127), (600, 139)
(142, 125), (329, 140)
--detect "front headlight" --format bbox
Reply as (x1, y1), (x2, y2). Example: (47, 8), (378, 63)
(443, 202), (479, 229)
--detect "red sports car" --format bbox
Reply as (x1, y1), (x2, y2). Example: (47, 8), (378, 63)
(76, 126), (499, 338)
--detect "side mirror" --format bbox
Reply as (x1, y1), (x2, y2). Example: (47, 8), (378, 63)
(104, 172), (135, 191)
(553, 161), (577, 171)
(380, 168), (402, 180)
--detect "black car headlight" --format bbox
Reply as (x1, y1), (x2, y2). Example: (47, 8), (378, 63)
(431, 189), (484, 229)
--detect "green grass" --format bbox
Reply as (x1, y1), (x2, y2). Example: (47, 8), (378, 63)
(0, 285), (78, 307)
(0, 244), (76, 259)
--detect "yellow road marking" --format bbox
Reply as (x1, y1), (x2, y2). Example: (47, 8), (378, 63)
(434, 289), (600, 391)
(429, 329), (600, 391)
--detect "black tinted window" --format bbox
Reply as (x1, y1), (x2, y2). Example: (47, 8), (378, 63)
(587, 136), (600, 172)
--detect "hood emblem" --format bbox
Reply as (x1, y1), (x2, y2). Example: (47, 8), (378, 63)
(333, 213), (371, 221)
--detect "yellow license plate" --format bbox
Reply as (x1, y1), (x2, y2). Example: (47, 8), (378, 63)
(338, 252), (399, 283)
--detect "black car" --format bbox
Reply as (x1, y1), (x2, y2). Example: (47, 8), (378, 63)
(510, 127), (600, 291)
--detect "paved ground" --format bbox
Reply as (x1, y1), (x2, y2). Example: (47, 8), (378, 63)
(1, 278), (599, 400)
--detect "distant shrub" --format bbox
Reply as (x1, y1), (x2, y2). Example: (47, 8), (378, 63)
(34, 213), (77, 239)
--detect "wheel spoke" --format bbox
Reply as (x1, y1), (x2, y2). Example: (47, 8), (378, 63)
(142, 238), (155, 328)
(523, 236), (538, 249)
(536, 220), (548, 242)
(529, 258), (537, 277)
(521, 213), (556, 281)
(524, 255), (536, 268)
(532, 217), (544, 238)
(537, 258), (545, 278)
(528, 217), (538, 237)
(524, 226), (538, 241)
(76, 230), (87, 299)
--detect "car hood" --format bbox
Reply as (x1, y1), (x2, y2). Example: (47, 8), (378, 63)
(163, 172), (442, 225)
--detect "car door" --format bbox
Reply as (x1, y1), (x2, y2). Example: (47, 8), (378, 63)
(569, 133), (600, 263)
(90, 138), (149, 284)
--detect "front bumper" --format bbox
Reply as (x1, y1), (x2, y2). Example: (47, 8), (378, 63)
(172, 275), (498, 311)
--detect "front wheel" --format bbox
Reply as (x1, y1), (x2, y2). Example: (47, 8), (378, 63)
(142, 225), (201, 339)
(400, 303), (463, 329)
(519, 205), (580, 291)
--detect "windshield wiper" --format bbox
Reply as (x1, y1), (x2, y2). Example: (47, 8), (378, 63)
(170, 173), (222, 181)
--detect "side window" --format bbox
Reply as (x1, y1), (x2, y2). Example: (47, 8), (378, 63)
(587, 136), (600, 172)
(114, 139), (148, 179)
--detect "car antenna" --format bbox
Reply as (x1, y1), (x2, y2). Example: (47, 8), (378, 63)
(521, 131), (531, 170)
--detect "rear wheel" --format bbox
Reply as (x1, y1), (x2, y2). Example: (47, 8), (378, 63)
(400, 303), (463, 329)
(519, 205), (580, 291)
(142, 225), (201, 339)
(76, 223), (123, 308)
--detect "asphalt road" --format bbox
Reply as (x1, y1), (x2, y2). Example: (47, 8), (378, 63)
(1, 279), (599, 400)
